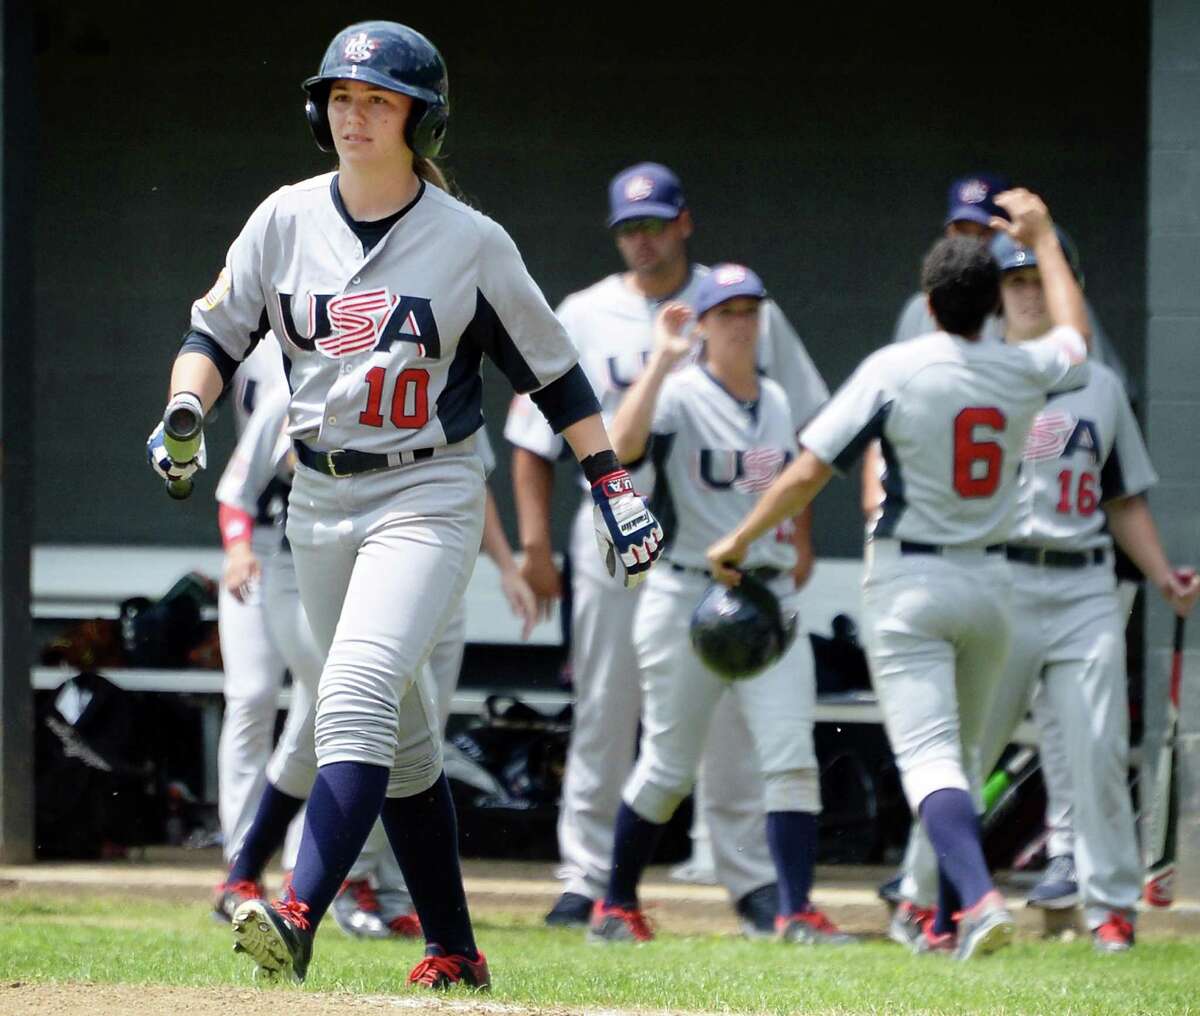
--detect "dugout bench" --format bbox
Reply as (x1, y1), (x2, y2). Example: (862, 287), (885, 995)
(30, 545), (1041, 816)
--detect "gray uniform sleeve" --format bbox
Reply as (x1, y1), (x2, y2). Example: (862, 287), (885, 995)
(1101, 378), (1158, 501)
(190, 192), (279, 362)
(1023, 326), (1090, 394)
(474, 220), (580, 393)
(759, 301), (829, 430)
(214, 384), (291, 515)
(800, 352), (893, 473)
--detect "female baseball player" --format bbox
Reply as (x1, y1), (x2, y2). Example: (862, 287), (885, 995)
(145, 20), (662, 988)
(586, 265), (851, 945)
(709, 190), (1094, 961)
(889, 233), (1200, 954)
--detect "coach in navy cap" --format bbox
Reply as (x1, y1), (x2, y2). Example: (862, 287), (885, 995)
(607, 162), (688, 227)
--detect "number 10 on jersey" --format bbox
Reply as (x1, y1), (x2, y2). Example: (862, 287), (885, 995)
(359, 366), (431, 429)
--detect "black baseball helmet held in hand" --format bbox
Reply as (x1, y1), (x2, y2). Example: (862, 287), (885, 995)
(303, 21), (449, 158)
(690, 574), (799, 681)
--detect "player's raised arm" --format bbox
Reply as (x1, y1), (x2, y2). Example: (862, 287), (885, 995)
(991, 189), (1090, 344)
(608, 303), (694, 463)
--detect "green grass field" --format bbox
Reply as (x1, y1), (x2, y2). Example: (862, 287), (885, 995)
(1, 892), (1199, 1015)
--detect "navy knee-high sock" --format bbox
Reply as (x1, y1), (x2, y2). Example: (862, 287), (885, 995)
(919, 788), (993, 916)
(605, 802), (667, 909)
(228, 782), (306, 883)
(766, 811), (818, 916)
(933, 867), (962, 936)
(290, 761), (389, 927)
(380, 772), (476, 959)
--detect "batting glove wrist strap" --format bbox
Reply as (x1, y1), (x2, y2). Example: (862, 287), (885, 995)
(590, 466), (664, 588)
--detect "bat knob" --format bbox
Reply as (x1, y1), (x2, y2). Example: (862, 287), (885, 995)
(167, 477), (193, 501)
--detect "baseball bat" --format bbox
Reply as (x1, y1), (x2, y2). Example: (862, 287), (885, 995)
(162, 399), (203, 501)
(1142, 613), (1185, 907)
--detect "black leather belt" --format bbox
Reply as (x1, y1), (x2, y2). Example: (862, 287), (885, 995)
(668, 561), (782, 582)
(1005, 545), (1106, 569)
(899, 540), (1004, 556)
(295, 441), (433, 478)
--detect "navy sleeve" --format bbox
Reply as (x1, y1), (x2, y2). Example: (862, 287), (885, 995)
(179, 329), (240, 387)
(528, 363), (601, 434)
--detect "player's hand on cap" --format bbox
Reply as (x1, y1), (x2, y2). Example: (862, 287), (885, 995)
(1162, 567), (1200, 617)
(990, 188), (1055, 248)
(652, 302), (697, 368)
(146, 421), (207, 483)
(706, 531), (749, 588)
(590, 466), (663, 588)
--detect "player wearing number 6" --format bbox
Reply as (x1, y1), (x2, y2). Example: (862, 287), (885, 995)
(144, 20), (662, 988)
(708, 189), (1090, 960)
(886, 229), (1200, 953)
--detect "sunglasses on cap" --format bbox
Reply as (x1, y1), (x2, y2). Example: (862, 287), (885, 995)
(613, 218), (670, 237)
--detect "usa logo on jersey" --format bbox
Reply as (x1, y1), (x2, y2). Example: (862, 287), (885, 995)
(276, 288), (441, 360)
(1024, 408), (1102, 464)
(697, 447), (790, 492)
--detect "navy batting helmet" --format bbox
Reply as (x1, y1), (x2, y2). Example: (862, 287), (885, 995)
(690, 574), (798, 681)
(303, 21), (449, 159)
(990, 227), (1084, 288)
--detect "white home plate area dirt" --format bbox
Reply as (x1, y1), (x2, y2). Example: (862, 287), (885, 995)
(0, 853), (1197, 1015)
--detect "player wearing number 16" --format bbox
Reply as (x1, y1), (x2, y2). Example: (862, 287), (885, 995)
(708, 189), (1091, 960)
(144, 20), (661, 988)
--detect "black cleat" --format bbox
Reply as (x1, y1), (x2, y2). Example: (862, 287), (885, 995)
(543, 891), (594, 928)
(231, 895), (314, 983)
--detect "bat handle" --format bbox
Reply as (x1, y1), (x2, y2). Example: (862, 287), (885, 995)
(161, 393), (204, 501)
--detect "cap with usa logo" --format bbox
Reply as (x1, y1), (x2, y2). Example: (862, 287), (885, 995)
(693, 264), (767, 318)
(607, 162), (687, 227)
(944, 172), (1011, 227)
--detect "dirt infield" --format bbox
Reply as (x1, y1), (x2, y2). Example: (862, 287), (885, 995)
(0, 983), (618, 1016)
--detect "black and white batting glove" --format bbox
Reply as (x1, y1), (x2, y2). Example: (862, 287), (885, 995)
(146, 421), (207, 482)
(587, 452), (663, 588)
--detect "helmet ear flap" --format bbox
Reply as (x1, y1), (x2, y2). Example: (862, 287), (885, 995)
(406, 100), (449, 159)
(304, 88), (335, 153)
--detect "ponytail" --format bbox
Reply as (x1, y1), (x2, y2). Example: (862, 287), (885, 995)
(414, 155), (452, 194)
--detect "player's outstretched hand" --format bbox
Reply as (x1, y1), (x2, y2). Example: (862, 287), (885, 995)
(706, 531), (749, 587)
(223, 542), (261, 604)
(1162, 567), (1200, 617)
(990, 188), (1054, 248)
(653, 302), (697, 367)
(519, 547), (562, 611)
(500, 564), (540, 640)
(591, 466), (663, 588)
(146, 421), (207, 483)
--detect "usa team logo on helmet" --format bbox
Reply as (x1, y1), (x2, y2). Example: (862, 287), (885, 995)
(624, 175), (655, 202)
(343, 31), (379, 62)
(714, 265), (749, 287)
(958, 178), (990, 205)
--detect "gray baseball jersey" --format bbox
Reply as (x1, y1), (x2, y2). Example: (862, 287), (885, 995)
(192, 174), (580, 452)
(801, 327), (1089, 547)
(503, 267), (829, 483)
(648, 365), (798, 572)
(1009, 361), (1155, 551)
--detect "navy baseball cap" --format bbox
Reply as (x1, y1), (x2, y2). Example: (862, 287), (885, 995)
(694, 264), (768, 317)
(990, 227), (1084, 284)
(945, 172), (1011, 227)
(607, 162), (687, 227)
